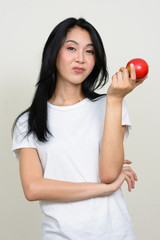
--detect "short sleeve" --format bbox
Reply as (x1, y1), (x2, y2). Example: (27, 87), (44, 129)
(11, 113), (37, 161)
(122, 99), (132, 140)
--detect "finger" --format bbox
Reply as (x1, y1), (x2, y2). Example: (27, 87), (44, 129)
(132, 170), (138, 181)
(128, 167), (138, 181)
(124, 159), (132, 164)
(119, 67), (129, 79)
(125, 171), (135, 188)
(129, 63), (136, 81)
(119, 67), (126, 72)
(123, 166), (138, 181)
(116, 71), (123, 81)
(125, 175), (132, 192)
(120, 68), (130, 84)
(130, 173), (135, 189)
(134, 172), (138, 181)
(112, 74), (118, 83)
(123, 166), (137, 180)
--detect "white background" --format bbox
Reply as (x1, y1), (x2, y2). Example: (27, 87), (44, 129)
(1, 0), (160, 239)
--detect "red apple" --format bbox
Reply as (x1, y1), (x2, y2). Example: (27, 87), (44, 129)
(126, 58), (149, 79)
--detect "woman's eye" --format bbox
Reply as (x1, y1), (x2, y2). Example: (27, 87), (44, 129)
(67, 47), (76, 51)
(86, 49), (94, 54)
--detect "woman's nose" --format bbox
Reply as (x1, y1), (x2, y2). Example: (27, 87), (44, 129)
(75, 50), (85, 63)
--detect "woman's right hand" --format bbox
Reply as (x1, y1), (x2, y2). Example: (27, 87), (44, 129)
(110, 160), (138, 192)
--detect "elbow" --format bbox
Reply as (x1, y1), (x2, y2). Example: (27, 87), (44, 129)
(100, 172), (119, 184)
(24, 183), (38, 202)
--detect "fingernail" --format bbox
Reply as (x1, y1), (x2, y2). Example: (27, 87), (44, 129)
(130, 63), (134, 68)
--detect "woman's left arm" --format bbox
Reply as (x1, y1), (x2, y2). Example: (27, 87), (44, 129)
(99, 98), (126, 183)
(99, 64), (146, 184)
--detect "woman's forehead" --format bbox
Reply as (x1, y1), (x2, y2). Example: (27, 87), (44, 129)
(65, 26), (93, 45)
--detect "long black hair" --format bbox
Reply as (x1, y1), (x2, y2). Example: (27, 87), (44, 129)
(12, 17), (109, 142)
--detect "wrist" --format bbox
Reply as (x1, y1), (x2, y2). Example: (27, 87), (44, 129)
(106, 95), (123, 106)
(100, 183), (114, 196)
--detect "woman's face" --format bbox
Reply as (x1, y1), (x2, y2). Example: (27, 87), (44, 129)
(56, 26), (96, 85)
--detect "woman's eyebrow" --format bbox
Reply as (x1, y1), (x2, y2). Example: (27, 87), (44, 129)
(65, 40), (93, 46)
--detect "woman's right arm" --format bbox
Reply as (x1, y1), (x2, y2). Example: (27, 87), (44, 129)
(19, 148), (136, 202)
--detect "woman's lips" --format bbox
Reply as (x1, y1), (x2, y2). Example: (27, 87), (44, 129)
(72, 67), (86, 73)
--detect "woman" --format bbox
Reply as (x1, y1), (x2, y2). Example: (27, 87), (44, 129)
(12, 17), (146, 240)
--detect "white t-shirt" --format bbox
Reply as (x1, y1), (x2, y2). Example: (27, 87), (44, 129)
(12, 95), (136, 240)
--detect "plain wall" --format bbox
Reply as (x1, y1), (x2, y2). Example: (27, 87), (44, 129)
(1, 0), (160, 239)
